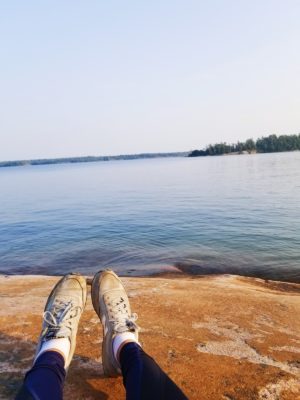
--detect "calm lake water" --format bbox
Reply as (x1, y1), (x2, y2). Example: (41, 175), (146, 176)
(0, 152), (299, 282)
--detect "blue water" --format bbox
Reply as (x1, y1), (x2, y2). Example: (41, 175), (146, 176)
(0, 152), (299, 282)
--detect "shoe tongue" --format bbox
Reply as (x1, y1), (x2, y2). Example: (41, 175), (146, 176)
(54, 306), (65, 321)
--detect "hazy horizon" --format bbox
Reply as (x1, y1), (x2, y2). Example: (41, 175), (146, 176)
(1, 1), (300, 160)
(0, 149), (189, 163)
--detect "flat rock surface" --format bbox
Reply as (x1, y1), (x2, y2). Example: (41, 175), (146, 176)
(0, 274), (300, 399)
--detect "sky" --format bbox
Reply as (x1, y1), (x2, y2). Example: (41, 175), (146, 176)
(1, 1), (300, 161)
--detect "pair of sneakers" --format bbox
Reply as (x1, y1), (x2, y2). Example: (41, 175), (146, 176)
(35, 270), (139, 376)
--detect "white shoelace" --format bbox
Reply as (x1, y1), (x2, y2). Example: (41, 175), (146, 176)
(42, 299), (81, 339)
(107, 297), (139, 334)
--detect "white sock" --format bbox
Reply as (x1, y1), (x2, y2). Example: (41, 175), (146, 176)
(35, 338), (70, 365)
(113, 332), (140, 364)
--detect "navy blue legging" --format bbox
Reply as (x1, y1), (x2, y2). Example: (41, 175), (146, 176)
(16, 343), (188, 400)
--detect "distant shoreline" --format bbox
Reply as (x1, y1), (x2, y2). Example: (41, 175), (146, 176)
(0, 151), (189, 168)
(1, 147), (300, 169)
(2, 132), (300, 168)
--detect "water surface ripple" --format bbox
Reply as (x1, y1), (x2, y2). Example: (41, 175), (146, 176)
(0, 152), (299, 282)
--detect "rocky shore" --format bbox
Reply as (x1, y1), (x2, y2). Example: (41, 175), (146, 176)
(0, 274), (300, 399)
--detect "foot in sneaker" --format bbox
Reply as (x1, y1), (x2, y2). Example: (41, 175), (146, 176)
(91, 269), (139, 376)
(35, 273), (87, 369)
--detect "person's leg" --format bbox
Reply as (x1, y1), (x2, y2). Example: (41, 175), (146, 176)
(16, 351), (65, 400)
(91, 269), (188, 400)
(120, 342), (188, 400)
(15, 273), (87, 400)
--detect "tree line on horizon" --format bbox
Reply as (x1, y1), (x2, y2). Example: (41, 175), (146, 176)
(188, 134), (300, 157)
(0, 152), (188, 168)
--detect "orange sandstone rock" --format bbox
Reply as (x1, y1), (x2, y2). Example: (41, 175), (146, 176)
(0, 274), (299, 399)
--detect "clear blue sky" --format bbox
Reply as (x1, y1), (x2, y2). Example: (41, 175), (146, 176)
(1, 1), (300, 160)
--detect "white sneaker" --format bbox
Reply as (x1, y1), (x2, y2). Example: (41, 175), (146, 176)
(91, 269), (139, 376)
(35, 273), (87, 369)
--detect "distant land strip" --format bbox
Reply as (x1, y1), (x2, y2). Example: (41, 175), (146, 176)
(0, 152), (189, 168)
(2, 133), (300, 168)
(189, 133), (300, 157)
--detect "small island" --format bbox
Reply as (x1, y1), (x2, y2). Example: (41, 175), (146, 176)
(189, 133), (300, 157)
